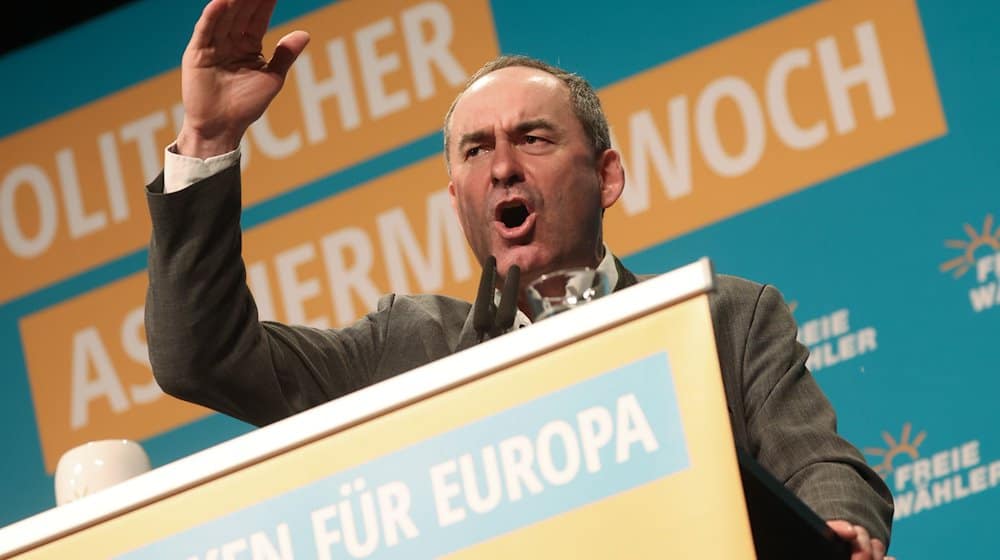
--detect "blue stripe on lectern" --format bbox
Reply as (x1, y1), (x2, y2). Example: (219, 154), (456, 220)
(118, 352), (689, 560)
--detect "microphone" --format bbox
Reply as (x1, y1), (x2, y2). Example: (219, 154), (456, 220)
(471, 257), (520, 341)
(472, 256), (497, 341)
(494, 265), (520, 332)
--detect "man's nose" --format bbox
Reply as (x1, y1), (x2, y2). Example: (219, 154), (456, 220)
(490, 141), (524, 188)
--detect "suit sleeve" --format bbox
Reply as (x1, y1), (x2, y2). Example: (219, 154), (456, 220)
(144, 164), (387, 426)
(740, 284), (894, 544)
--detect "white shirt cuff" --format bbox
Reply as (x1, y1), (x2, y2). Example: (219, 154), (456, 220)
(163, 143), (241, 194)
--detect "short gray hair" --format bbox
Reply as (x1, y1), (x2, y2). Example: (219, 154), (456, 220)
(443, 55), (611, 170)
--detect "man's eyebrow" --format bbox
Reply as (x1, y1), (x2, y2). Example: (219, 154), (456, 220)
(514, 118), (561, 136)
(457, 119), (563, 150)
(458, 130), (492, 150)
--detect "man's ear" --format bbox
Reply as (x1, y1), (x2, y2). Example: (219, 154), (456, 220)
(597, 149), (625, 209)
(448, 180), (468, 232)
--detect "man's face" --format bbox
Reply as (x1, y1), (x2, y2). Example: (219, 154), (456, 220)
(447, 66), (624, 288)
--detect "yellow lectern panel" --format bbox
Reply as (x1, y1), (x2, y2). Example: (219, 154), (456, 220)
(19, 294), (754, 560)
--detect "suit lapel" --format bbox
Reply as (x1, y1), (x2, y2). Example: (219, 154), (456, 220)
(454, 303), (484, 352)
(613, 255), (640, 292)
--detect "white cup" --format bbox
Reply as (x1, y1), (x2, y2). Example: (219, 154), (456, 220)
(54, 439), (151, 506)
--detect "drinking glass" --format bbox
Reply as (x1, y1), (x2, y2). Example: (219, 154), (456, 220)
(524, 266), (611, 321)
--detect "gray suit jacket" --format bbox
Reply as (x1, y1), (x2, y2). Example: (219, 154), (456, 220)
(145, 165), (893, 543)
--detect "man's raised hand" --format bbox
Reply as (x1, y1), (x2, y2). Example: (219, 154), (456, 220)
(176, 0), (309, 158)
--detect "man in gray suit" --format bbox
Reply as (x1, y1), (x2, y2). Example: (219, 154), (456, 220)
(146, 1), (893, 557)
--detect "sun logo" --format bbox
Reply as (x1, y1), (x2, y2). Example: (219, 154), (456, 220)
(940, 214), (1000, 278)
(864, 422), (926, 477)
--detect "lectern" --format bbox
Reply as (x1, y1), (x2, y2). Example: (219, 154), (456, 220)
(0, 258), (848, 559)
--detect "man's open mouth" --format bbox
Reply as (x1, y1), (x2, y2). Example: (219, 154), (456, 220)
(499, 203), (530, 228)
(494, 199), (535, 239)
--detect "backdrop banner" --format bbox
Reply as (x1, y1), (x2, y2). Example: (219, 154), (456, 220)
(2, 1), (995, 558)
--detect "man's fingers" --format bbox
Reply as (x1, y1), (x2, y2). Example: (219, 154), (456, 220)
(872, 538), (886, 560)
(826, 521), (878, 560)
(189, 0), (227, 49)
(230, 0), (258, 40)
(825, 520), (857, 539)
(212, 0), (241, 48)
(851, 525), (872, 559)
(246, 0), (278, 38)
(268, 30), (311, 78)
